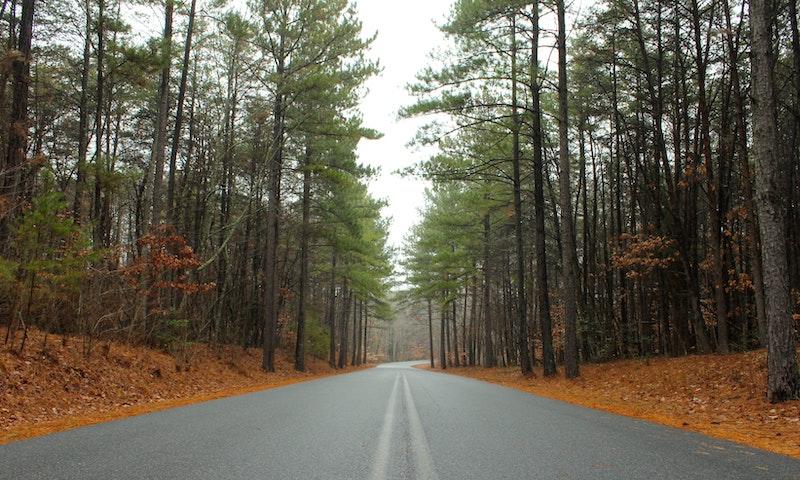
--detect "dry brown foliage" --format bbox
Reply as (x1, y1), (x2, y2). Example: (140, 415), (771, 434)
(0, 327), (367, 444)
(612, 233), (678, 280)
(430, 351), (800, 458)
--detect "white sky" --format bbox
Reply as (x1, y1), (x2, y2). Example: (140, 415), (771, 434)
(353, 0), (453, 252)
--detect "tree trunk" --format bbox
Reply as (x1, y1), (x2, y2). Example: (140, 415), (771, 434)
(149, 0), (174, 226)
(262, 47), (285, 372)
(509, 16), (532, 375)
(530, 0), (556, 375)
(723, 0), (767, 347)
(440, 300), (447, 369)
(1, 0), (34, 237)
(72, 0), (91, 223)
(468, 281), (477, 366)
(166, 0), (197, 224)
(351, 298), (360, 366)
(362, 305), (368, 364)
(427, 298), (435, 368)
(327, 250), (337, 368)
(750, 0), (800, 402)
(482, 208), (495, 367)
(556, 0), (579, 378)
(338, 285), (351, 369)
(294, 142), (311, 371)
(690, 0), (728, 353)
(444, 301), (451, 366)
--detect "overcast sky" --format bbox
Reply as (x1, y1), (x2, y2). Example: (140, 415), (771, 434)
(353, 0), (453, 253)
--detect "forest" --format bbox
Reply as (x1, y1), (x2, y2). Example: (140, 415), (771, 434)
(401, 0), (800, 403)
(2, 0), (800, 474)
(0, 0), (797, 421)
(0, 0), (394, 376)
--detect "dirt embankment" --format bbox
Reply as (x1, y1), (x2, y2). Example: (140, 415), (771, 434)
(426, 350), (800, 458)
(1, 327), (366, 444)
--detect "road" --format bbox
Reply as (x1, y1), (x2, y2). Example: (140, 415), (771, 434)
(2, 361), (799, 479)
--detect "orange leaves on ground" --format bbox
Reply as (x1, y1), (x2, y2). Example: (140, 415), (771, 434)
(433, 350), (800, 458)
(0, 327), (367, 444)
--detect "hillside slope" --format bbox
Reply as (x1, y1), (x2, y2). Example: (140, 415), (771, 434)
(1, 327), (361, 444)
(430, 350), (800, 458)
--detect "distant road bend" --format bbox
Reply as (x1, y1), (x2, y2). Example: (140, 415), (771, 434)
(2, 361), (799, 480)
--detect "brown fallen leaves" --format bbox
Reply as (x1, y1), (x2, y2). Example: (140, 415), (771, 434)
(1, 327), (367, 444)
(430, 350), (800, 458)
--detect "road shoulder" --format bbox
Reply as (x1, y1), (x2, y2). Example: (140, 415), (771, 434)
(416, 351), (800, 459)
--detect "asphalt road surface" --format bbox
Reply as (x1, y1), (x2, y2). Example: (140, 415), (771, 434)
(3, 361), (800, 479)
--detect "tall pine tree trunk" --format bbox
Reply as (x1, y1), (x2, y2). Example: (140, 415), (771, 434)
(509, 16), (532, 375)
(73, 0), (91, 223)
(557, 0), (579, 378)
(722, 0), (767, 347)
(167, 0), (197, 224)
(691, 0), (728, 353)
(262, 45), (285, 372)
(1, 0), (34, 239)
(362, 305), (368, 364)
(530, 0), (555, 375)
(149, 0), (174, 226)
(440, 300), (447, 369)
(337, 286), (351, 369)
(294, 142), (311, 371)
(327, 250), (337, 368)
(750, 0), (800, 402)
(428, 298), (435, 368)
(482, 208), (495, 367)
